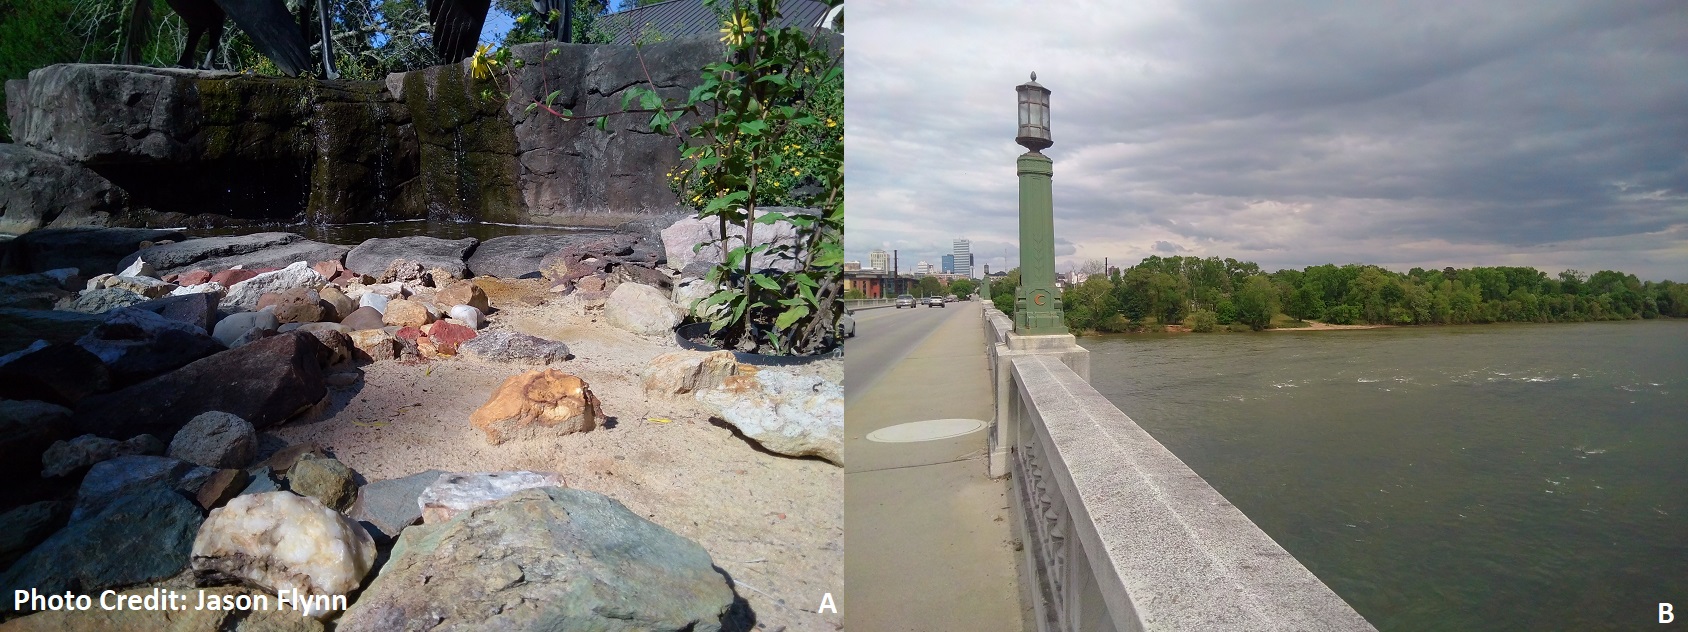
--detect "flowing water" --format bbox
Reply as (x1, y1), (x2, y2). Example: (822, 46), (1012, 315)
(1081, 320), (1687, 631)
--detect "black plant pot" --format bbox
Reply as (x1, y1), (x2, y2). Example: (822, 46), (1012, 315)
(673, 322), (841, 366)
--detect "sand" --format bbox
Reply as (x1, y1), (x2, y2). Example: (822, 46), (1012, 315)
(269, 294), (843, 632)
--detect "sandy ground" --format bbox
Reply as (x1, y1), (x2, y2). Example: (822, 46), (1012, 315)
(269, 293), (843, 632)
(1266, 320), (1393, 331)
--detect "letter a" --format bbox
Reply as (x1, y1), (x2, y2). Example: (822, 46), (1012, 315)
(817, 592), (837, 614)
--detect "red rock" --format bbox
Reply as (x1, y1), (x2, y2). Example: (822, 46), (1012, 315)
(210, 269), (258, 287)
(312, 260), (345, 280)
(163, 273), (179, 283)
(394, 327), (424, 342)
(176, 270), (212, 286)
(425, 322), (476, 354)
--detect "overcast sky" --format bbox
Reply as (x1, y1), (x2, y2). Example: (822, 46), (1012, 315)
(845, 1), (1688, 280)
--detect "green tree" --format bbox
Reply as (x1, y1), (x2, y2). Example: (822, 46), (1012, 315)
(948, 277), (977, 297)
(1187, 309), (1218, 333)
(1234, 274), (1279, 331)
(917, 275), (943, 297)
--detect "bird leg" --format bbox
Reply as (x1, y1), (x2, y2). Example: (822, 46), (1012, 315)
(316, 0), (339, 79)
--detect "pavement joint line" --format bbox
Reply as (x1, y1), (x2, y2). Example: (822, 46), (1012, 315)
(851, 452), (991, 474)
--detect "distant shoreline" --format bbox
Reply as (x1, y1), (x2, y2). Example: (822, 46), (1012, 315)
(1075, 317), (1682, 337)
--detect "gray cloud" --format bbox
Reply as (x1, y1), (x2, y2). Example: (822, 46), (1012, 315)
(845, 0), (1688, 280)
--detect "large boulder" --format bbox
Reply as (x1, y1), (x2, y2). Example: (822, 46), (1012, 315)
(211, 310), (280, 347)
(71, 454), (215, 521)
(0, 227), (183, 276)
(191, 491), (377, 618)
(220, 261), (328, 311)
(0, 343), (110, 406)
(0, 586), (325, 631)
(466, 232), (637, 279)
(0, 501), (70, 571)
(0, 484), (203, 612)
(458, 329), (571, 364)
(338, 487), (736, 632)
(660, 208), (811, 272)
(0, 270), (75, 309)
(72, 332), (328, 440)
(55, 287), (149, 314)
(41, 433), (163, 478)
(0, 144), (126, 236)
(469, 369), (602, 445)
(697, 369), (843, 466)
(0, 400), (74, 480)
(416, 471), (567, 524)
(349, 469), (444, 541)
(641, 350), (741, 397)
(75, 307), (227, 384)
(604, 282), (684, 336)
(114, 232), (349, 278)
(166, 411), (257, 469)
(126, 291), (220, 333)
(345, 236), (478, 280)
(0, 308), (106, 354)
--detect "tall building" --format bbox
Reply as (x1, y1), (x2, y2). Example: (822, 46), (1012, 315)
(952, 239), (974, 278)
(915, 261), (934, 276)
(941, 254), (955, 274)
(868, 249), (890, 272)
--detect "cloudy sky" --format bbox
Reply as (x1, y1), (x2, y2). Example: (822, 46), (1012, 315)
(845, 1), (1688, 280)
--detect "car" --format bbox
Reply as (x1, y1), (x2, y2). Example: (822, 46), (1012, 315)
(895, 294), (916, 308)
(945, 294), (957, 302)
(927, 296), (946, 307)
(838, 314), (856, 338)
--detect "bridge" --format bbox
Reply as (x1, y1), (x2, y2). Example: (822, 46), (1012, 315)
(844, 300), (1377, 632)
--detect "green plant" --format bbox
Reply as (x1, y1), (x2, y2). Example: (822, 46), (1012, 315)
(1187, 309), (1217, 332)
(480, 0), (843, 355)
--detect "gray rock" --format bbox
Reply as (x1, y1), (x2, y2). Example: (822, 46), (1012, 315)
(0, 271), (74, 309)
(0, 484), (204, 612)
(306, 328), (354, 367)
(662, 209), (809, 272)
(337, 487), (735, 632)
(697, 369), (843, 465)
(0, 308), (106, 355)
(72, 331), (328, 440)
(465, 233), (634, 279)
(57, 287), (149, 314)
(128, 291), (220, 333)
(0, 339), (50, 366)
(71, 455), (215, 522)
(167, 411), (256, 469)
(116, 257), (156, 278)
(76, 307), (226, 384)
(348, 469), (444, 542)
(102, 274), (174, 298)
(0, 227), (183, 277)
(673, 276), (723, 317)
(41, 433), (164, 478)
(212, 310), (280, 346)
(458, 329), (571, 364)
(605, 282), (684, 336)
(0, 344), (111, 407)
(0, 144), (125, 236)
(220, 261), (327, 311)
(167, 280), (225, 297)
(0, 501), (70, 570)
(0, 400), (74, 480)
(116, 232), (349, 277)
(345, 236), (478, 280)
(239, 466), (281, 496)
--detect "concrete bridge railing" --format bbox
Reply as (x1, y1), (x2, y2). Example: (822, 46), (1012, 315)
(843, 298), (898, 312)
(982, 307), (1376, 632)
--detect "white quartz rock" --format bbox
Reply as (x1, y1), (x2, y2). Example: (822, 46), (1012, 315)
(417, 471), (566, 524)
(191, 491), (376, 618)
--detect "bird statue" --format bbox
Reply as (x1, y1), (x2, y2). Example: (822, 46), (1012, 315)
(427, 0), (494, 63)
(161, 0), (336, 79)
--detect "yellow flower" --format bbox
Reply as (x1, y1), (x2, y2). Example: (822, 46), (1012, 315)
(719, 11), (753, 46)
(469, 44), (498, 80)
(825, 118), (837, 128)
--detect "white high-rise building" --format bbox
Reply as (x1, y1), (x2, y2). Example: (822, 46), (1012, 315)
(915, 261), (934, 276)
(868, 249), (890, 272)
(952, 239), (974, 278)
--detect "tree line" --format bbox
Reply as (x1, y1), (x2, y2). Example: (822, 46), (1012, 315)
(985, 256), (1688, 333)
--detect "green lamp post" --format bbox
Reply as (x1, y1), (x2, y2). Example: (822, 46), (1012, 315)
(1013, 72), (1067, 335)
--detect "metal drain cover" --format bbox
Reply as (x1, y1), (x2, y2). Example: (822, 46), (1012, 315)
(866, 419), (987, 443)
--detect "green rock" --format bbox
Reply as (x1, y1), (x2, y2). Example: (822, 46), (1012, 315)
(288, 457), (358, 512)
(0, 483), (203, 611)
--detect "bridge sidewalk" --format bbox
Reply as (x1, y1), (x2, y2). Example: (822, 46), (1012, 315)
(844, 304), (1029, 632)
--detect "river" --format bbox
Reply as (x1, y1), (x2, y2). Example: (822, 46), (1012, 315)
(1080, 320), (1687, 631)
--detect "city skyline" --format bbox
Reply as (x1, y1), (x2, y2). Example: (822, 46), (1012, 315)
(845, 1), (1688, 281)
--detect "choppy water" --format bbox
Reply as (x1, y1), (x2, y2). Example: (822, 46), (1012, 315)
(1081, 320), (1688, 631)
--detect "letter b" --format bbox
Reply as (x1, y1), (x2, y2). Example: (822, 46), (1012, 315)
(1662, 603), (1673, 624)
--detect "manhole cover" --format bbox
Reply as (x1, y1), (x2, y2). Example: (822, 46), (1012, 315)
(866, 419), (987, 443)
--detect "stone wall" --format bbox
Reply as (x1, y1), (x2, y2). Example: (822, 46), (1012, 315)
(0, 32), (842, 236)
